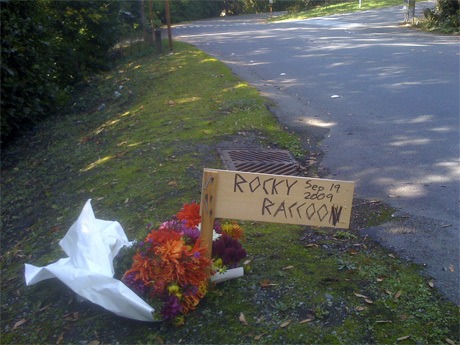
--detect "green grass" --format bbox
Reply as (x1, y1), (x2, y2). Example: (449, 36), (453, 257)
(1, 41), (458, 344)
(274, 0), (404, 21)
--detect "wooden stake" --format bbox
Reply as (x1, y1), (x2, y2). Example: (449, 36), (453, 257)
(200, 170), (218, 262)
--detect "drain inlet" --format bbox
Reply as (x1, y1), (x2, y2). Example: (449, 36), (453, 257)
(218, 148), (300, 176)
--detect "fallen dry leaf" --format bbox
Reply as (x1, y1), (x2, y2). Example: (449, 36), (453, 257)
(259, 279), (278, 288)
(354, 293), (369, 299)
(88, 341), (100, 345)
(445, 338), (456, 345)
(255, 315), (265, 324)
(394, 290), (402, 300)
(449, 264), (455, 272)
(397, 335), (410, 341)
(280, 320), (291, 328)
(355, 306), (366, 312)
(13, 318), (27, 330)
(254, 333), (266, 341)
(305, 243), (319, 248)
(114, 151), (127, 158)
(399, 314), (409, 321)
(168, 180), (178, 187)
(299, 318), (314, 324)
(388, 254), (396, 258)
(428, 280), (435, 288)
(64, 312), (79, 321)
(243, 259), (251, 265)
(38, 304), (50, 312)
(364, 298), (374, 304)
(376, 277), (384, 282)
(239, 312), (249, 326)
(282, 265), (294, 270)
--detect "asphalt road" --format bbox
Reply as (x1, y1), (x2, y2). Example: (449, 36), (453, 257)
(173, 3), (459, 304)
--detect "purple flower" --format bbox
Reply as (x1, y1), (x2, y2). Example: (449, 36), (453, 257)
(122, 272), (149, 296)
(182, 227), (200, 244)
(159, 219), (200, 245)
(184, 285), (198, 296)
(214, 221), (222, 234)
(160, 220), (179, 231)
(161, 295), (183, 320)
(212, 234), (247, 268)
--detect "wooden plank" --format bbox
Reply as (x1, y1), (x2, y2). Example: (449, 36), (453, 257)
(199, 170), (219, 262)
(204, 169), (354, 229)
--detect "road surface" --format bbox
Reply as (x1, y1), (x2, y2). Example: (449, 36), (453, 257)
(173, 3), (459, 304)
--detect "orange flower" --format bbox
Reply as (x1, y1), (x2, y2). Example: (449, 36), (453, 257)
(123, 213), (218, 324)
(181, 282), (208, 314)
(124, 252), (155, 285)
(221, 221), (244, 241)
(176, 202), (201, 227)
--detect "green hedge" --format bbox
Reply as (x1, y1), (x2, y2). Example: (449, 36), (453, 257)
(1, 0), (122, 145)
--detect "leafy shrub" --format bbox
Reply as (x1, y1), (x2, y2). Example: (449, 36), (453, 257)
(437, 0), (459, 18)
(1, 0), (123, 145)
(421, 0), (459, 33)
(0, 1), (59, 144)
(45, 1), (123, 86)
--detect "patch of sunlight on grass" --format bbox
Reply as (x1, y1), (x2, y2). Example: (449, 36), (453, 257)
(176, 96), (201, 104)
(93, 118), (122, 136)
(201, 57), (218, 63)
(127, 142), (143, 147)
(81, 155), (113, 172)
(234, 83), (249, 89)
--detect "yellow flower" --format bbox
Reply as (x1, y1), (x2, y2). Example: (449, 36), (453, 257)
(221, 221), (244, 240)
(213, 258), (223, 268)
(168, 284), (182, 299)
(221, 223), (233, 233)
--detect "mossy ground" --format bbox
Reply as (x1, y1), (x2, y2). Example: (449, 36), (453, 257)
(1, 42), (458, 344)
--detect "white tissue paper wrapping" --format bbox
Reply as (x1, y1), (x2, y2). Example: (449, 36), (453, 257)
(24, 199), (155, 322)
(210, 267), (244, 284)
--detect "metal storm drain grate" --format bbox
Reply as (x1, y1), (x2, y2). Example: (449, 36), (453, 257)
(218, 148), (300, 176)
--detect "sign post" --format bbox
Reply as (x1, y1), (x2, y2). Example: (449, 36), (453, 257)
(200, 169), (355, 259)
(200, 170), (218, 263)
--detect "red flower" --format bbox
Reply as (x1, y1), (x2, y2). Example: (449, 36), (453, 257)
(176, 202), (201, 227)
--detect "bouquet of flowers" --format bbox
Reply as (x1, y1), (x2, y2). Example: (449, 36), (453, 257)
(122, 202), (246, 325)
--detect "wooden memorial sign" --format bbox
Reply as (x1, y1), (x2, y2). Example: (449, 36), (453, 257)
(200, 168), (355, 260)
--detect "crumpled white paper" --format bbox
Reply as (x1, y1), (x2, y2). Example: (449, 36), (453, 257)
(24, 199), (155, 322)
